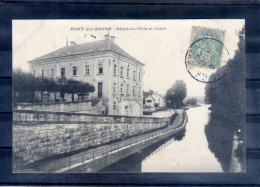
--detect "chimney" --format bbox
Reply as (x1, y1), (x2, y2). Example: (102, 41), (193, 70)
(70, 41), (77, 46)
(110, 36), (115, 42)
(104, 34), (110, 40)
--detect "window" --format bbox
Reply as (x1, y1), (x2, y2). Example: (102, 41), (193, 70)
(120, 84), (123, 94)
(32, 70), (36, 76)
(113, 83), (117, 93)
(139, 71), (141, 81)
(139, 86), (141, 95)
(133, 71), (136, 80)
(61, 68), (65, 78)
(127, 85), (129, 94)
(113, 102), (116, 110)
(85, 65), (90, 75)
(41, 69), (44, 77)
(147, 100), (152, 103)
(73, 66), (77, 76)
(120, 67), (124, 77)
(50, 69), (54, 77)
(127, 66), (130, 78)
(98, 64), (103, 74)
(113, 64), (117, 75)
(133, 86), (136, 95)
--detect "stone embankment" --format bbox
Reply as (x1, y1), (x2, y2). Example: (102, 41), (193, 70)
(13, 110), (173, 169)
(14, 110), (187, 173)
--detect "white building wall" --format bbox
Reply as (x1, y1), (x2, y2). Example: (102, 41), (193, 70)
(29, 51), (144, 116)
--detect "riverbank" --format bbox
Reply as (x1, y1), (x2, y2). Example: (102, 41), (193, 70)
(142, 105), (223, 172)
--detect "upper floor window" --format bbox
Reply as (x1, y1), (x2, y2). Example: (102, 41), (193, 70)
(85, 65), (90, 75)
(133, 86), (136, 95)
(113, 64), (117, 75)
(127, 66), (130, 78)
(41, 69), (44, 77)
(113, 83), (117, 93)
(139, 71), (141, 81)
(113, 102), (116, 110)
(120, 67), (124, 77)
(133, 71), (136, 80)
(32, 70), (36, 76)
(139, 86), (141, 95)
(61, 68), (65, 78)
(98, 63), (103, 74)
(120, 84), (123, 94)
(50, 69), (54, 77)
(73, 66), (77, 76)
(127, 85), (129, 95)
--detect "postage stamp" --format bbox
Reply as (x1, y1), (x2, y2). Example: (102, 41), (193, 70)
(185, 26), (229, 83)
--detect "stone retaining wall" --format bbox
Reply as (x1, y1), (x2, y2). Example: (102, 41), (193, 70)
(16, 102), (92, 112)
(13, 110), (171, 168)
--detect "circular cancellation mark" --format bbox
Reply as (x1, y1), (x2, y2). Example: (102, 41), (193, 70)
(185, 37), (230, 84)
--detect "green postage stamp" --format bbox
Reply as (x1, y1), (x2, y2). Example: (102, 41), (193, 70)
(187, 26), (225, 69)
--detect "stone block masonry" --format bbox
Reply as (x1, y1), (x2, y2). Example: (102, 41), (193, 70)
(16, 102), (92, 112)
(13, 110), (171, 169)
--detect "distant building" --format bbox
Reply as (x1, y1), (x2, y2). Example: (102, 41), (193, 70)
(144, 93), (165, 112)
(28, 34), (144, 116)
(151, 94), (165, 108)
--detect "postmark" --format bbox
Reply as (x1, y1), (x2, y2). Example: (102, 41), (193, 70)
(185, 26), (229, 83)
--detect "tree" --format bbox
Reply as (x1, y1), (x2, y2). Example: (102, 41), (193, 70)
(165, 80), (187, 108)
(46, 78), (59, 102)
(78, 82), (95, 101)
(13, 69), (39, 103)
(13, 69), (96, 104)
(204, 27), (245, 172)
(186, 98), (197, 105)
(65, 79), (82, 102)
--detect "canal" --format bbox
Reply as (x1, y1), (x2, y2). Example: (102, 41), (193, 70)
(101, 105), (223, 172)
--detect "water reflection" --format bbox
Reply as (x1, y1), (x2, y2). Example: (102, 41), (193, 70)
(205, 111), (245, 172)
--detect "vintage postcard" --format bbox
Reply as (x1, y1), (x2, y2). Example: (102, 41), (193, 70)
(12, 19), (245, 173)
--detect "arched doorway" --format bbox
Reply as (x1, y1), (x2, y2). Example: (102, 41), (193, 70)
(134, 103), (141, 116)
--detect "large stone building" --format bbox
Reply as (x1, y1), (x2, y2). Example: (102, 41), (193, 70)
(28, 35), (144, 116)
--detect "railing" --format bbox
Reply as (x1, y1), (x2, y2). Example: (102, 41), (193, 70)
(14, 110), (187, 173)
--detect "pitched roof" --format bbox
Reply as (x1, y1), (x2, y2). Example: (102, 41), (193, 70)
(30, 39), (144, 65)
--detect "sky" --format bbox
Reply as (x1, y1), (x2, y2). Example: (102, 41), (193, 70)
(13, 19), (244, 97)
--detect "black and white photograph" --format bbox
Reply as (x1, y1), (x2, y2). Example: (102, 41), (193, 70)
(12, 19), (245, 173)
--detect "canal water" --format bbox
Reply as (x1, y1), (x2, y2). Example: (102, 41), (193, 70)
(101, 105), (223, 173)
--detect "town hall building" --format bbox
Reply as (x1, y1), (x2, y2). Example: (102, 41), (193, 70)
(28, 34), (144, 116)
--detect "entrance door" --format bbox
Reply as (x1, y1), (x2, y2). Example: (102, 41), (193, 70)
(134, 103), (141, 116)
(98, 82), (103, 98)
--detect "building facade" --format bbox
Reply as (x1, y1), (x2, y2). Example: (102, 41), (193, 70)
(28, 35), (144, 116)
(144, 94), (165, 112)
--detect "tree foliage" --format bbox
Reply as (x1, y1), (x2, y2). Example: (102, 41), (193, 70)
(205, 28), (245, 126)
(13, 69), (95, 104)
(186, 98), (197, 105)
(165, 80), (187, 108)
(204, 27), (245, 172)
